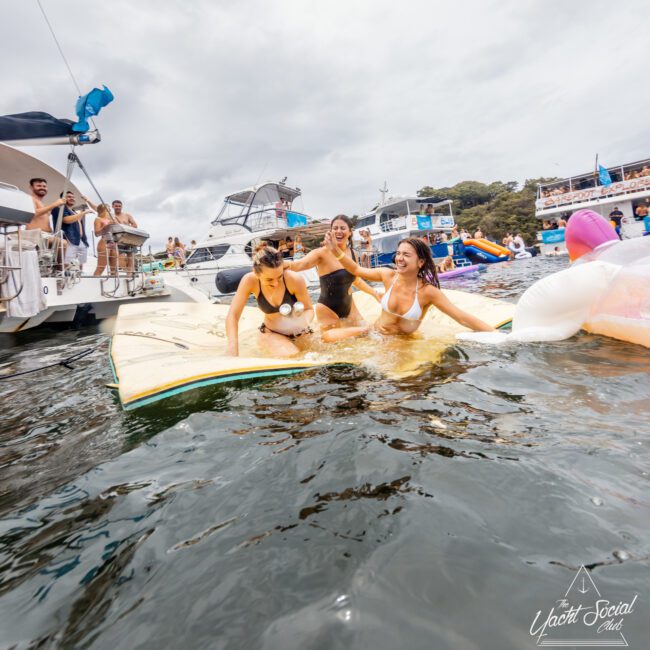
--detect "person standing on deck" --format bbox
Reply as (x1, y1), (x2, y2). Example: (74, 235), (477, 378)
(52, 191), (92, 270)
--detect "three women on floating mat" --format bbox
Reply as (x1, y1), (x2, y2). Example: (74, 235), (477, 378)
(226, 214), (494, 356)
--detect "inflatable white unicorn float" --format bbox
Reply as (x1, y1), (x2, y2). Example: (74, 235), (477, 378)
(459, 209), (650, 348)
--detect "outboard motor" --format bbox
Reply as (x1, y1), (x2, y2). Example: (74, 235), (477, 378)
(216, 266), (252, 294)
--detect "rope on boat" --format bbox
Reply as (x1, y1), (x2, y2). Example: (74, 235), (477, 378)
(0, 344), (102, 380)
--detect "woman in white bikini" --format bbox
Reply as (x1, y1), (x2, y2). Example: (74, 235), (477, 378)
(321, 233), (494, 342)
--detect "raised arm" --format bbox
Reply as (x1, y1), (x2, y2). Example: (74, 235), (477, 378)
(225, 274), (255, 356)
(35, 197), (65, 220)
(352, 276), (382, 300)
(323, 231), (384, 282)
(427, 287), (494, 332)
(81, 195), (99, 212)
(63, 208), (91, 224)
(285, 247), (322, 272)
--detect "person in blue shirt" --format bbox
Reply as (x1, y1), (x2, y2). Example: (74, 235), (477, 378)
(51, 191), (92, 270)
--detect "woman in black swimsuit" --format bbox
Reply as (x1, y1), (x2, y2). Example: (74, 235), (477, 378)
(287, 215), (380, 332)
(226, 245), (314, 357)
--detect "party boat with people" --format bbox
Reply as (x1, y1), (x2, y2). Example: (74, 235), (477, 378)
(535, 157), (650, 255)
(353, 187), (460, 266)
(0, 109), (207, 333)
(169, 180), (329, 296)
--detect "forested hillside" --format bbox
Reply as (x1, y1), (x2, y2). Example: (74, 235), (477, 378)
(417, 178), (559, 243)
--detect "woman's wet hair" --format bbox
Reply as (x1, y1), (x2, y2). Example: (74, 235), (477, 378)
(252, 243), (284, 273)
(399, 238), (440, 288)
(330, 214), (353, 248)
(97, 203), (111, 217)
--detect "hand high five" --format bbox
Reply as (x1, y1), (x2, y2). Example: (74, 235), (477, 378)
(323, 231), (341, 254)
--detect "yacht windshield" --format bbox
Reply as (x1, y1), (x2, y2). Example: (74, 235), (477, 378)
(213, 183), (304, 232)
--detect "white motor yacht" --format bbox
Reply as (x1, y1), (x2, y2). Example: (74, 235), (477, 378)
(353, 187), (457, 266)
(159, 180), (328, 296)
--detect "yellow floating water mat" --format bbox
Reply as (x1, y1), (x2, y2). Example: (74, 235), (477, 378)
(109, 290), (514, 409)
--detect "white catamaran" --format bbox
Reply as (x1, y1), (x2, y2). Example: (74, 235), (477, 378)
(0, 116), (207, 333)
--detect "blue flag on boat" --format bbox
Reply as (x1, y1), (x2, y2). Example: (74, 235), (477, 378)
(598, 164), (612, 187)
(72, 85), (114, 132)
(287, 211), (307, 227)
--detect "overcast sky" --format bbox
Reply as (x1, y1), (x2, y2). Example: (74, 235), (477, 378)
(3, 0), (650, 249)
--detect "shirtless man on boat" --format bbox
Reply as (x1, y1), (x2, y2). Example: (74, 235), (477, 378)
(28, 177), (65, 232)
(111, 200), (137, 227)
(27, 177), (67, 266)
(112, 200), (138, 272)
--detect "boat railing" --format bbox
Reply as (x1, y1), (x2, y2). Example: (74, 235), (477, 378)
(535, 176), (650, 211)
(219, 206), (311, 233)
(247, 208), (288, 232)
(537, 158), (650, 207)
(379, 217), (407, 233)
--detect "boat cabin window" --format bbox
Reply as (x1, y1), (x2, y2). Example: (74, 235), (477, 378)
(356, 215), (375, 229)
(216, 199), (249, 226)
(186, 244), (230, 264)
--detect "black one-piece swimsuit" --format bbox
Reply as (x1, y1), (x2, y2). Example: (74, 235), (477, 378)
(317, 250), (358, 318)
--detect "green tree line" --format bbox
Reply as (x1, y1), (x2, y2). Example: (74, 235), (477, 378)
(417, 178), (559, 244)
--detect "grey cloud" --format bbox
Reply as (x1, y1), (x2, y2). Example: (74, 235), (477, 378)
(2, 0), (650, 247)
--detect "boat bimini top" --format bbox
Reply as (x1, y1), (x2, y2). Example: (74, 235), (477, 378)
(0, 143), (83, 198)
(207, 179), (330, 241)
(211, 181), (303, 227)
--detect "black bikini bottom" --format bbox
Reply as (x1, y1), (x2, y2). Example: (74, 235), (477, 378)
(259, 323), (313, 339)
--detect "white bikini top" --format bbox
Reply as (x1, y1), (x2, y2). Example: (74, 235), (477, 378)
(380, 278), (422, 321)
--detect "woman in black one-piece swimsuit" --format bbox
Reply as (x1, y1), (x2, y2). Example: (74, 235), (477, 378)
(286, 215), (381, 332)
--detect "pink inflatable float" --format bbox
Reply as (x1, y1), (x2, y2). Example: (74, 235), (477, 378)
(459, 209), (650, 348)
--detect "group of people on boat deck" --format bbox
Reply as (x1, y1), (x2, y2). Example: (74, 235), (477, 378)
(541, 167), (650, 199)
(542, 218), (567, 230)
(624, 166), (650, 180)
(27, 176), (137, 276)
(276, 235), (306, 259)
(226, 214), (494, 357)
(274, 198), (293, 218)
(165, 237), (188, 266)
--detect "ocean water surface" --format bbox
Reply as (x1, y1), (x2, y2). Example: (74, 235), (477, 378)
(1, 256), (649, 649)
